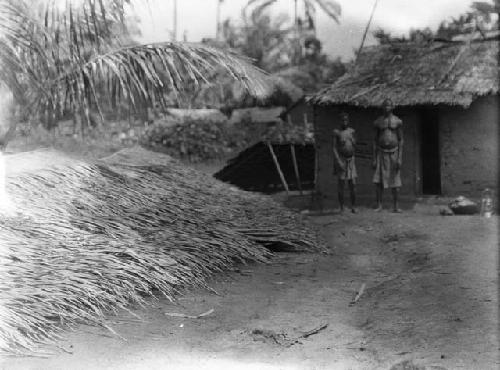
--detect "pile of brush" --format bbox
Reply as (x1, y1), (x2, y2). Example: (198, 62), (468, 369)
(141, 119), (250, 163)
(0, 147), (325, 355)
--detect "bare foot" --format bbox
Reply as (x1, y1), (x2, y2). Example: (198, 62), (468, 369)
(392, 208), (402, 213)
(374, 206), (383, 212)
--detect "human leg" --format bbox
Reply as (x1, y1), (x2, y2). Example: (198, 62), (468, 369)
(348, 180), (357, 213)
(338, 178), (345, 211)
(374, 183), (383, 211)
(372, 151), (384, 211)
(391, 187), (402, 213)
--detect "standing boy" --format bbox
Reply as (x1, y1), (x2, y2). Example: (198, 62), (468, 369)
(333, 112), (357, 213)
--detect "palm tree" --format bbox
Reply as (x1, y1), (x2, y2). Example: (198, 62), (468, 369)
(244, 0), (341, 30)
(173, 0), (178, 41)
(0, 0), (270, 149)
(216, 0), (224, 41)
(243, 0), (340, 64)
(301, 0), (341, 29)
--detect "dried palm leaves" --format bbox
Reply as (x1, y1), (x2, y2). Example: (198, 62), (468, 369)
(0, 147), (324, 354)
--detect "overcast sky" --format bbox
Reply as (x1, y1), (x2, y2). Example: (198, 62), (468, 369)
(133, 0), (476, 60)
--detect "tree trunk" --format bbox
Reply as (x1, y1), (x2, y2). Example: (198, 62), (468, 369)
(173, 0), (178, 41)
(293, 0), (301, 65)
(294, 0), (298, 29)
(216, 0), (222, 41)
(0, 122), (16, 152)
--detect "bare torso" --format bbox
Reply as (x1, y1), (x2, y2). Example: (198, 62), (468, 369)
(335, 128), (355, 158)
(374, 114), (402, 150)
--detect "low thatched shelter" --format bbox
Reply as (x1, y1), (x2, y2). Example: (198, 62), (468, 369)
(215, 121), (315, 194)
(214, 141), (315, 193)
(308, 38), (498, 201)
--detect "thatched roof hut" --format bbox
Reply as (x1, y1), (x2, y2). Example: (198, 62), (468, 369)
(182, 74), (304, 111)
(308, 38), (499, 203)
(309, 38), (498, 108)
(214, 119), (315, 194)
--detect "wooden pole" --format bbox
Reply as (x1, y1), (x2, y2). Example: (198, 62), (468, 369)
(290, 144), (303, 195)
(216, 0), (222, 41)
(267, 141), (289, 195)
(313, 144), (318, 187)
(294, 0), (300, 65)
(312, 104), (322, 210)
(356, 0), (379, 63)
(294, 0), (298, 30)
(173, 0), (178, 41)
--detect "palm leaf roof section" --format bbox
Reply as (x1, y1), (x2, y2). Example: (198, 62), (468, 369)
(309, 38), (499, 108)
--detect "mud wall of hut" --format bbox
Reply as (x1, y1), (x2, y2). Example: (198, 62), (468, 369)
(438, 95), (499, 197)
(313, 105), (419, 206)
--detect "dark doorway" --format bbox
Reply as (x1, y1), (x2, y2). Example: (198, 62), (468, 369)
(420, 109), (442, 195)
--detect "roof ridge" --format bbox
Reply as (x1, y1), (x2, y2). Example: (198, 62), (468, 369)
(309, 39), (498, 107)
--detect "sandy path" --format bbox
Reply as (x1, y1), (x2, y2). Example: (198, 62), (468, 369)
(1, 207), (498, 370)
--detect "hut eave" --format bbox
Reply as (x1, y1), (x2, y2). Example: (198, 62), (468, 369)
(308, 38), (499, 108)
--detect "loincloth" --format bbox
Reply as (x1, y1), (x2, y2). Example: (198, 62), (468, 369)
(335, 155), (357, 182)
(373, 148), (401, 188)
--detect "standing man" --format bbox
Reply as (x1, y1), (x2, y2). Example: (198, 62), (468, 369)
(333, 112), (357, 213)
(372, 98), (404, 212)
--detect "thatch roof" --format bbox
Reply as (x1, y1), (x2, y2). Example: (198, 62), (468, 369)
(0, 147), (324, 354)
(182, 74), (304, 110)
(215, 142), (315, 193)
(162, 108), (228, 125)
(228, 107), (286, 125)
(309, 39), (499, 108)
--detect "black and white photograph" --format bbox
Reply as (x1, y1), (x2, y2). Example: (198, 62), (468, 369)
(0, 0), (498, 369)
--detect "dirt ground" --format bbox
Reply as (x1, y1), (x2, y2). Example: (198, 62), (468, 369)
(1, 205), (498, 370)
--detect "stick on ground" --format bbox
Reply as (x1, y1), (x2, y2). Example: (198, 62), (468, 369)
(300, 323), (328, 339)
(350, 283), (366, 306)
(164, 308), (214, 319)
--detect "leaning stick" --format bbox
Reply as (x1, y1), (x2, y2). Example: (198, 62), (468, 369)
(267, 141), (289, 195)
(290, 144), (303, 195)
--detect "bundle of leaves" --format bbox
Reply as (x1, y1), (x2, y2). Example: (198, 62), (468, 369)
(141, 119), (252, 162)
(0, 147), (325, 355)
(264, 118), (314, 144)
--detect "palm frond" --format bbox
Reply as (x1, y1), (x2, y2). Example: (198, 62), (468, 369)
(250, 0), (277, 24)
(47, 42), (272, 117)
(310, 0), (341, 23)
(0, 0), (272, 131)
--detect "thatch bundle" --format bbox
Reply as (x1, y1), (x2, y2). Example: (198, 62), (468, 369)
(0, 147), (324, 354)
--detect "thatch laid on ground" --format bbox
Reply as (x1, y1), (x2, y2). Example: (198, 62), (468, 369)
(0, 147), (324, 355)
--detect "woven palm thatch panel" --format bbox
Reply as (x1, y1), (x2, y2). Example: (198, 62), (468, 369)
(310, 39), (499, 107)
(0, 147), (324, 354)
(215, 142), (315, 193)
